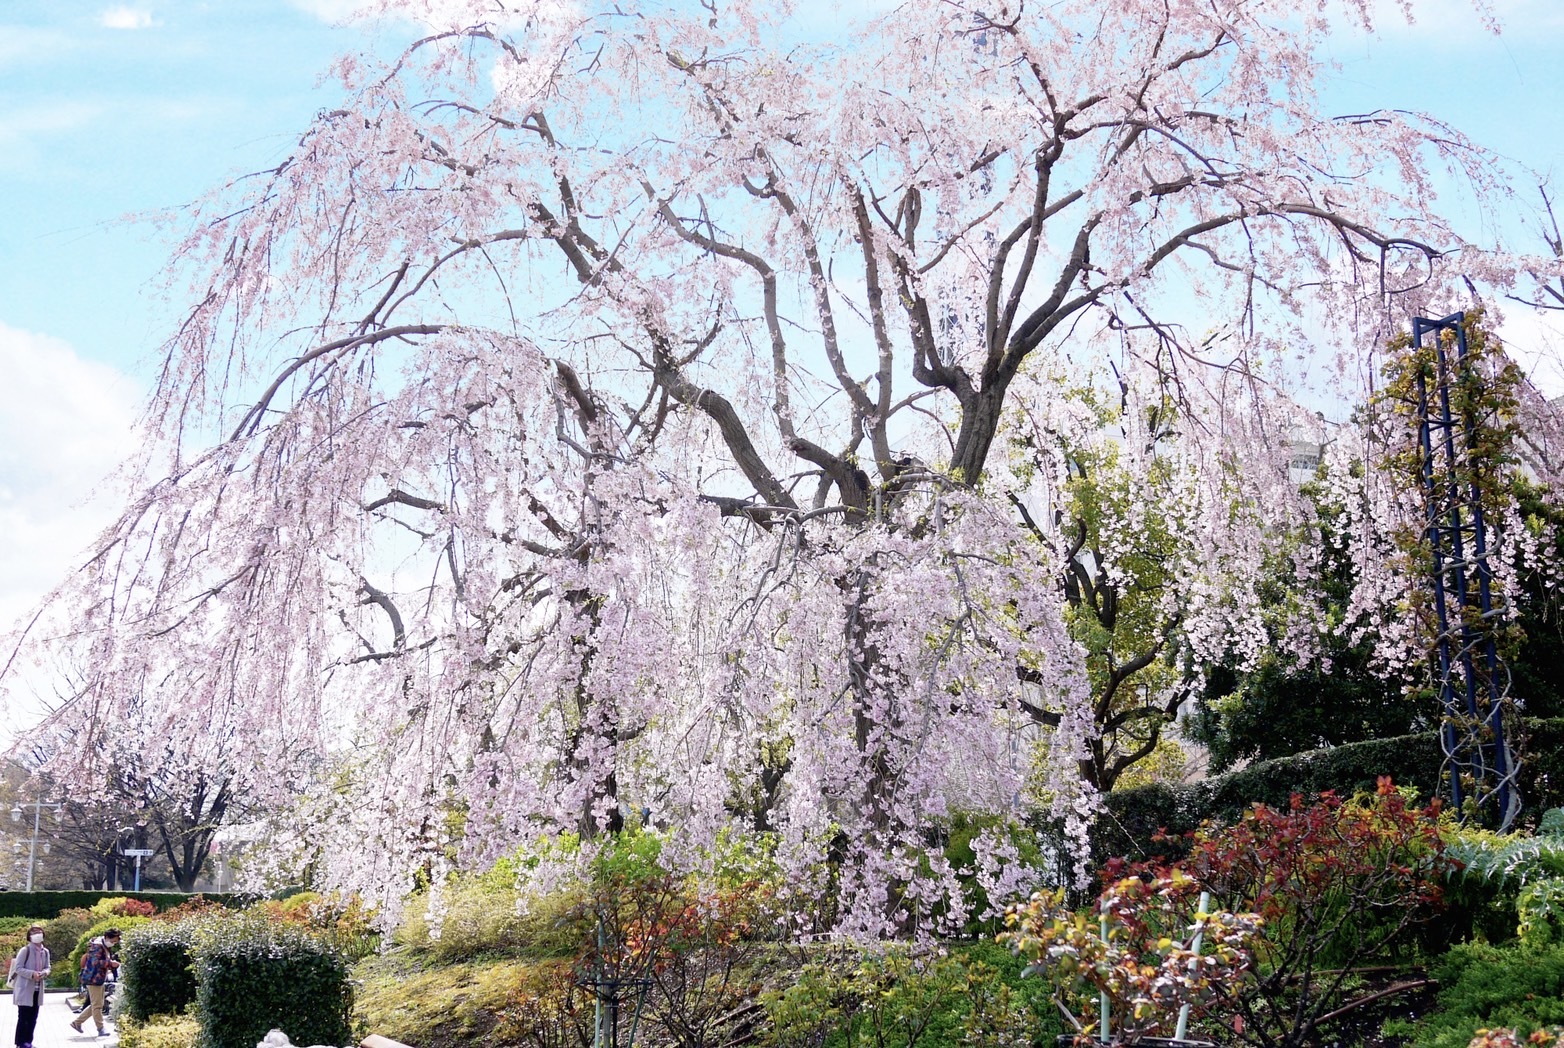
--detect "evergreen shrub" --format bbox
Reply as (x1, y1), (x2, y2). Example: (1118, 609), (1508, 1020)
(251, 892), (378, 962)
(117, 1014), (201, 1048)
(1395, 940), (1564, 1048)
(191, 912), (354, 1048)
(45, 907), (98, 986)
(763, 943), (1061, 1048)
(93, 896), (159, 919)
(1096, 719), (1564, 868)
(1430, 808), (1564, 948)
(120, 921), (199, 1021)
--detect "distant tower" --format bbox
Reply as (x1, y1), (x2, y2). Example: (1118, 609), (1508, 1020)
(1411, 312), (1519, 830)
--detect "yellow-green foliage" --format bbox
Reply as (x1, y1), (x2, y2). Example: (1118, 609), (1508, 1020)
(356, 955), (581, 1048)
(258, 891), (381, 962)
(1519, 880), (1564, 947)
(275, 891), (322, 915)
(45, 908), (97, 987)
(117, 1013), (200, 1048)
(398, 878), (585, 962)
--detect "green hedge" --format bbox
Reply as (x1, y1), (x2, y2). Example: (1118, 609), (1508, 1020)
(192, 914), (354, 1048)
(1096, 718), (1564, 866)
(0, 892), (248, 921)
(120, 921), (199, 1022)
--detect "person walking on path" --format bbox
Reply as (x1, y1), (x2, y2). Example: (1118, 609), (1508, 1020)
(70, 930), (119, 1038)
(8, 923), (49, 1048)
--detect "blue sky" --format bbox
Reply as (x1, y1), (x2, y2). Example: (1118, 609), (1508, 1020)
(2, 0), (1564, 633)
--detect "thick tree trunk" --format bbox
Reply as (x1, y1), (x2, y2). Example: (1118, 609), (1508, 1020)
(949, 383), (1011, 487)
(845, 567), (896, 834)
(565, 588), (622, 837)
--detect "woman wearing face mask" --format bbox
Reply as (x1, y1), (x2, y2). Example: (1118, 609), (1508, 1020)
(7, 925), (48, 1048)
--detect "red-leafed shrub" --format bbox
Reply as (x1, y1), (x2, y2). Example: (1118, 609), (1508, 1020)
(1171, 779), (1455, 1048)
(153, 895), (226, 923)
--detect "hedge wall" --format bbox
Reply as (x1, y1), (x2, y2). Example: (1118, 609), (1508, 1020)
(193, 916), (354, 1048)
(0, 892), (248, 921)
(120, 921), (199, 1022)
(1095, 717), (1564, 866)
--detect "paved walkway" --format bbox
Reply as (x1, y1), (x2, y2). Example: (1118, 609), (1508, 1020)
(19, 989), (118, 1048)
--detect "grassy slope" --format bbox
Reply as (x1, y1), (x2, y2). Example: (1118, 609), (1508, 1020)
(356, 953), (571, 1048)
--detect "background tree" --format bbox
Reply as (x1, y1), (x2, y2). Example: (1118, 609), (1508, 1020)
(111, 759), (237, 892)
(1007, 383), (1202, 792)
(0, 758), (148, 889)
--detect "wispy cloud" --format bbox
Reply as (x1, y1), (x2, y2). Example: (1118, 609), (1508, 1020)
(0, 323), (140, 634)
(287, 0), (369, 21)
(1348, 0), (1564, 41)
(98, 6), (155, 30)
(0, 25), (76, 70)
(0, 102), (102, 172)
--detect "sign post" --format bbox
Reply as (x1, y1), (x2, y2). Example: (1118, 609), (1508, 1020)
(122, 848), (155, 892)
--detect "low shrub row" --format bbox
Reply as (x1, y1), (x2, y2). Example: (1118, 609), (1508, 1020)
(764, 942), (1062, 1048)
(0, 897), (173, 988)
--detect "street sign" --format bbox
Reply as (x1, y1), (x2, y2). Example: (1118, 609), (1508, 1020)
(122, 848), (155, 857)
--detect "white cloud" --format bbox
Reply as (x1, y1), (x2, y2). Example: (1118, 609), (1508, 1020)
(0, 323), (141, 634)
(98, 6), (154, 30)
(0, 101), (102, 174)
(1498, 304), (1564, 398)
(0, 102), (99, 143)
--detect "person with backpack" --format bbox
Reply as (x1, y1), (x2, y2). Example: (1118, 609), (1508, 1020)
(7, 924), (48, 1048)
(70, 928), (120, 1037)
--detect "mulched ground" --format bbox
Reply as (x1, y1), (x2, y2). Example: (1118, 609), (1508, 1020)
(1319, 975), (1441, 1048)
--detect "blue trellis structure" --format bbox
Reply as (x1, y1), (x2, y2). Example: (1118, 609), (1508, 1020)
(1411, 312), (1521, 830)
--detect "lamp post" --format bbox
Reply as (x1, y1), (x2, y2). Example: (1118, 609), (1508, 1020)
(10, 800), (61, 892)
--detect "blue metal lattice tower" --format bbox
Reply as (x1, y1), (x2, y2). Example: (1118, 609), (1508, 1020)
(1411, 312), (1520, 830)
